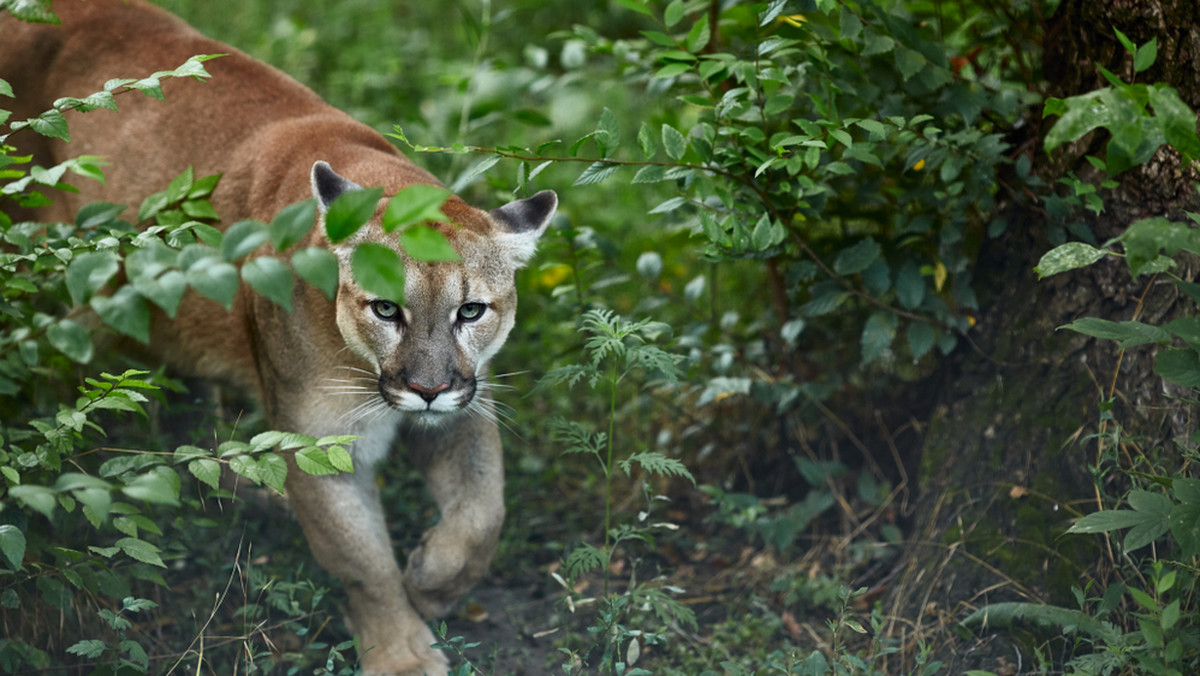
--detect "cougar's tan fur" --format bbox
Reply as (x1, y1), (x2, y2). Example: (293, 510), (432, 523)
(0, 2), (556, 674)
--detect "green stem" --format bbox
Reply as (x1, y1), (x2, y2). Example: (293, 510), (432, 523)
(603, 360), (617, 597)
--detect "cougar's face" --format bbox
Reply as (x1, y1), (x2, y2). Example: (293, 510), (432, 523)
(309, 161), (556, 426)
(333, 234), (519, 422)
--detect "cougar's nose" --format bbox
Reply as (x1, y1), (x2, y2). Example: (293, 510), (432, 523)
(408, 380), (450, 403)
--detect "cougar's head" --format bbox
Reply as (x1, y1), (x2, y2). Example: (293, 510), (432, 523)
(311, 161), (556, 425)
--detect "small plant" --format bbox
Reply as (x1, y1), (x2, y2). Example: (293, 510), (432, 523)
(539, 307), (696, 672)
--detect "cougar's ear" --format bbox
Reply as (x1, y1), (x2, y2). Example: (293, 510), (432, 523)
(311, 161), (363, 213)
(488, 190), (557, 267)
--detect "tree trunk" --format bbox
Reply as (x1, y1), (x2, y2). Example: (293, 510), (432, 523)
(887, 1), (1200, 669)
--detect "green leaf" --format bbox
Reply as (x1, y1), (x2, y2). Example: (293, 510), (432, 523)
(564, 543), (608, 581)
(1169, 503), (1200, 558)
(116, 537), (165, 567)
(1035, 242), (1109, 278)
(292, 247), (339, 299)
(1149, 86), (1200, 162)
(28, 109), (69, 140)
(1068, 508), (1155, 534)
(907, 322), (936, 360)
(1154, 348), (1200, 388)
(662, 124), (687, 160)
(573, 162), (619, 186)
(382, 184), (451, 232)
(121, 472), (179, 506)
(66, 251), (120, 305)
(637, 122), (657, 159)
(66, 640), (106, 660)
(352, 243), (406, 304)
(0, 525), (26, 570)
(132, 268), (187, 319)
(1165, 317), (1200, 351)
(959, 602), (1118, 644)
(221, 219), (269, 261)
(165, 166), (193, 204)
(76, 201), (127, 229)
(187, 458), (221, 490)
(686, 14), (711, 53)
(296, 447), (337, 475)
(1059, 317), (1171, 348)
(613, 0), (652, 16)
(833, 237), (881, 275)
(1119, 217), (1200, 276)
(91, 286), (151, 343)
(1043, 90), (1116, 152)
(632, 165), (667, 183)
(894, 46), (926, 81)
(270, 199), (316, 251)
(185, 258), (239, 310)
(324, 186), (383, 242)
(618, 451), (695, 484)
(1113, 27), (1136, 56)
(1134, 38), (1157, 73)
(328, 446), (354, 473)
(242, 257), (295, 311)
(839, 5), (862, 39)
(10, 486), (56, 517)
(895, 261), (925, 309)
(256, 453), (288, 494)
(401, 225), (460, 262)
(861, 311), (898, 365)
(664, 0), (684, 27)
(47, 319), (94, 363)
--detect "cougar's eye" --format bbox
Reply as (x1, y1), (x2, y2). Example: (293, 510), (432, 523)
(371, 300), (401, 321)
(458, 302), (486, 322)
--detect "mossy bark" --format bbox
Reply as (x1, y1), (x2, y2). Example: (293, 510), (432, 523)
(887, 1), (1200, 669)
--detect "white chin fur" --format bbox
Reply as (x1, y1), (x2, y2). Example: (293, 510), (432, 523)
(391, 390), (469, 414)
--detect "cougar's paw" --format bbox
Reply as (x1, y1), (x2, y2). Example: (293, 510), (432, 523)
(360, 625), (450, 676)
(403, 541), (471, 619)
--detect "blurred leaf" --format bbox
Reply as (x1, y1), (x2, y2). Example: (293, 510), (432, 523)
(221, 219), (269, 261)
(1134, 38), (1157, 73)
(861, 311), (898, 365)
(292, 246), (339, 299)
(185, 258), (239, 310)
(352, 243), (405, 304)
(47, 319), (93, 364)
(66, 251), (120, 305)
(833, 238), (881, 275)
(91, 286), (150, 343)
(382, 184), (451, 231)
(270, 199), (317, 251)
(0, 525), (25, 570)
(242, 257), (294, 311)
(402, 225), (460, 263)
(325, 186), (382, 242)
(1154, 348), (1200, 388)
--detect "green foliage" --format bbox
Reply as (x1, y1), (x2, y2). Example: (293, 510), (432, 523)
(1044, 30), (1199, 175)
(965, 33), (1200, 675)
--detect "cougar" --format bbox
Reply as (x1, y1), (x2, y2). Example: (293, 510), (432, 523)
(0, 1), (556, 673)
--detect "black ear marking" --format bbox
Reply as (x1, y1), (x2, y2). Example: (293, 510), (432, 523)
(311, 161), (363, 212)
(489, 190), (558, 235)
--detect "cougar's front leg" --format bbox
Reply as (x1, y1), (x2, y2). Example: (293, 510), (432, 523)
(285, 457), (448, 676)
(401, 413), (505, 619)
